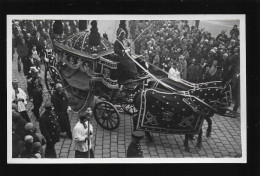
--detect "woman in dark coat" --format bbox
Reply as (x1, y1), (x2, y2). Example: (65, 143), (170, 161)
(51, 83), (72, 139)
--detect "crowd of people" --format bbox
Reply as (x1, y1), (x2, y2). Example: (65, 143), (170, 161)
(129, 20), (240, 84)
(129, 20), (240, 111)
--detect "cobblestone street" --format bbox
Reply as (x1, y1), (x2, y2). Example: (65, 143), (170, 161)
(12, 51), (242, 159)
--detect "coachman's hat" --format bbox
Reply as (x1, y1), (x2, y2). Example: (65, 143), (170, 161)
(132, 131), (145, 140)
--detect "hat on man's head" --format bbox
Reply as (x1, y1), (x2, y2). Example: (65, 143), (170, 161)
(210, 49), (216, 54)
(12, 79), (18, 84)
(24, 123), (34, 131)
(33, 142), (42, 152)
(24, 135), (34, 143)
(12, 112), (22, 123)
(132, 131), (145, 140)
(55, 83), (63, 89)
(44, 101), (53, 108)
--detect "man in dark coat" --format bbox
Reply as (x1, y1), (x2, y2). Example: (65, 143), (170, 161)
(25, 33), (34, 51)
(30, 68), (43, 120)
(51, 83), (72, 139)
(127, 131), (145, 158)
(230, 25), (239, 38)
(26, 51), (41, 100)
(114, 28), (139, 84)
(25, 50), (40, 78)
(187, 59), (197, 82)
(16, 38), (29, 74)
(39, 102), (60, 158)
(33, 31), (45, 56)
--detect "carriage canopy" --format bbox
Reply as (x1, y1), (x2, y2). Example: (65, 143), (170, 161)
(53, 31), (120, 90)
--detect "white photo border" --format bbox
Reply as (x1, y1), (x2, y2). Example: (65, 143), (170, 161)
(7, 14), (246, 164)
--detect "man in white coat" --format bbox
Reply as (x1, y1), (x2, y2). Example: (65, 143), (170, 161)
(168, 61), (180, 82)
(71, 110), (94, 158)
(12, 80), (30, 122)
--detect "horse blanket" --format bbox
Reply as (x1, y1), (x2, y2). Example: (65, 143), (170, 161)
(134, 88), (208, 134)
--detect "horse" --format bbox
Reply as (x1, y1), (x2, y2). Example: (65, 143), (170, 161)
(133, 77), (234, 152)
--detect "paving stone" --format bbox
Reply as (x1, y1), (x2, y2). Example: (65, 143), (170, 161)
(220, 151), (230, 156)
(103, 149), (110, 153)
(227, 148), (236, 153)
(95, 146), (103, 150)
(103, 153), (111, 158)
(118, 153), (126, 158)
(158, 153), (167, 158)
(174, 154), (184, 158)
(95, 149), (103, 155)
(150, 151), (158, 156)
(118, 141), (125, 145)
(214, 152), (223, 158)
(60, 152), (68, 157)
(103, 144), (110, 149)
(118, 148), (125, 153)
(111, 146), (118, 152)
(157, 150), (166, 154)
(61, 148), (70, 153)
(95, 154), (102, 158)
(143, 154), (151, 158)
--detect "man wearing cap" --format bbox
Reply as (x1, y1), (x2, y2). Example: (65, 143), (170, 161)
(126, 131), (145, 158)
(39, 102), (60, 158)
(71, 111), (94, 158)
(12, 80), (30, 122)
(51, 83), (72, 139)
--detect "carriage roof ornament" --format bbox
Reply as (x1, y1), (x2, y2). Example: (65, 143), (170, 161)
(52, 20), (114, 60)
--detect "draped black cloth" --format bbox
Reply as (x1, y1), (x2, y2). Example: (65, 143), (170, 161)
(134, 88), (205, 134)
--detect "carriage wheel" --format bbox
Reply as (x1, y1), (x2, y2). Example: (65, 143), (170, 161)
(94, 101), (120, 131)
(45, 66), (63, 94)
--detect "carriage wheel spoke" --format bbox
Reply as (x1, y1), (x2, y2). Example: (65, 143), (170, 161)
(109, 117), (117, 124)
(106, 119), (109, 128)
(101, 119), (106, 126)
(108, 118), (114, 128)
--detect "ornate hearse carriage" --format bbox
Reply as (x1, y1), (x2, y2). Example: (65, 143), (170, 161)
(44, 22), (147, 131)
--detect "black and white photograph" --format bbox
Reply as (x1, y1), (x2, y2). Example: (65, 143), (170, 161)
(7, 15), (246, 163)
